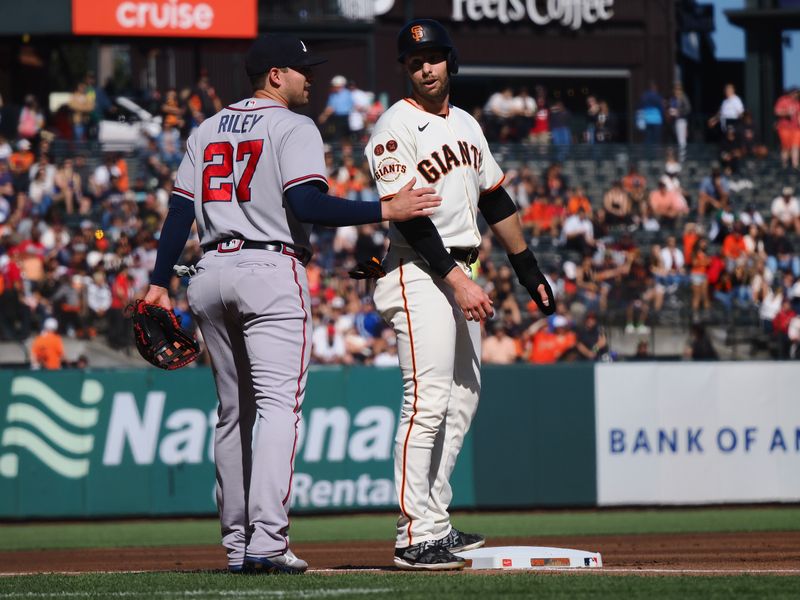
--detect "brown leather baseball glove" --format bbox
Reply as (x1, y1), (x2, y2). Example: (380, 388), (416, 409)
(129, 299), (200, 370)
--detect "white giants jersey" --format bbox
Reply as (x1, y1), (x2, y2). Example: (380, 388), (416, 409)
(173, 98), (329, 250)
(364, 99), (504, 250)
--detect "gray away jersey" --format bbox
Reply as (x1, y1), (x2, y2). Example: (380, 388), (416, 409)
(173, 98), (329, 250)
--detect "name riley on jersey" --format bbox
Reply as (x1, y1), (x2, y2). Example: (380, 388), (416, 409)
(374, 140), (482, 184)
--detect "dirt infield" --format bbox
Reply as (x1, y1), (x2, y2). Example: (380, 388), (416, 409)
(3, 531), (800, 575)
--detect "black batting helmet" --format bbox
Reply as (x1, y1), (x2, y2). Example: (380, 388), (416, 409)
(396, 19), (459, 75)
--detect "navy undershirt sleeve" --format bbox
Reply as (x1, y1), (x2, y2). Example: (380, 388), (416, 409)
(150, 193), (196, 288)
(284, 183), (382, 226)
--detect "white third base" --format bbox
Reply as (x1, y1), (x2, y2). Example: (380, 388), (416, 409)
(454, 546), (603, 570)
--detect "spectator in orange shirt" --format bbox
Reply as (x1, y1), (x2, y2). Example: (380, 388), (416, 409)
(566, 186), (592, 217)
(521, 186), (561, 237)
(689, 238), (711, 318)
(9, 139), (35, 181)
(526, 315), (576, 364)
(774, 88), (800, 170)
(683, 222), (699, 261)
(161, 88), (186, 130)
(113, 154), (130, 193)
(30, 317), (65, 370)
(722, 224), (747, 267)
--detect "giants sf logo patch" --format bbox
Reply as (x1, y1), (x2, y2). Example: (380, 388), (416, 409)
(374, 157), (407, 182)
(411, 25), (424, 42)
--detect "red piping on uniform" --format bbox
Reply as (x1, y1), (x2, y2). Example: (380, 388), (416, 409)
(398, 259), (419, 545)
(283, 259), (307, 519)
(173, 186), (193, 198)
(480, 174), (506, 195)
(225, 105), (285, 112)
(283, 174), (328, 189)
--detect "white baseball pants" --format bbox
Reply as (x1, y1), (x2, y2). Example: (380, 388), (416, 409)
(373, 246), (481, 548)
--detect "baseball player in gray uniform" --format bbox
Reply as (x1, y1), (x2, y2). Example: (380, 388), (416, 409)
(143, 33), (440, 574)
(364, 19), (556, 570)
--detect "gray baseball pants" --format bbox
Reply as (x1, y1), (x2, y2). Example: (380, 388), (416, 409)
(187, 248), (310, 567)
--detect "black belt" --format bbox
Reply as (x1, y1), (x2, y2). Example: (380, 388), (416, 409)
(449, 247), (479, 265)
(202, 239), (311, 265)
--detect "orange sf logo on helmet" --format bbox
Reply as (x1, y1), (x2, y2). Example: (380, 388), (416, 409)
(411, 25), (424, 42)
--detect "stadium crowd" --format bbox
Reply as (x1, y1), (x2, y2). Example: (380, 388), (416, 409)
(2, 73), (800, 369)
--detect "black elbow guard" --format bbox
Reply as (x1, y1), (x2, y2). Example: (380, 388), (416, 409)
(478, 186), (517, 225)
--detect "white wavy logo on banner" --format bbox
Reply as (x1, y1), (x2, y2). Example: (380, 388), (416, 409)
(0, 377), (103, 479)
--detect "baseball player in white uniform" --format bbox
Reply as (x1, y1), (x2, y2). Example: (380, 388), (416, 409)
(142, 33), (440, 574)
(364, 19), (556, 570)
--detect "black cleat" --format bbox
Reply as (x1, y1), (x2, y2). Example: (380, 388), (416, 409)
(437, 528), (486, 553)
(394, 540), (466, 571)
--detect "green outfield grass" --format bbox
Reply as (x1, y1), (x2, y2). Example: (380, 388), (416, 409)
(3, 508), (800, 599)
(2, 506), (800, 551)
(0, 572), (798, 600)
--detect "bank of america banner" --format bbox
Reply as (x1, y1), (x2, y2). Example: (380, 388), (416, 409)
(595, 363), (800, 505)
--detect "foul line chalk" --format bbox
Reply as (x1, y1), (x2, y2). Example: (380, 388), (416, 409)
(0, 589), (393, 598)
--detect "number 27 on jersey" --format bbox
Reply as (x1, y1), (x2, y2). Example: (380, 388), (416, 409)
(202, 140), (264, 203)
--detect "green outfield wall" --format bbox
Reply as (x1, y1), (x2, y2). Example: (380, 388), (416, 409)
(2, 363), (797, 519)
(0, 365), (595, 519)
(474, 364), (596, 507)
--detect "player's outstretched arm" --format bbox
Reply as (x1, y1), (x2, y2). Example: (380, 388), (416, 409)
(380, 177), (442, 222)
(284, 179), (440, 227)
(479, 186), (555, 315)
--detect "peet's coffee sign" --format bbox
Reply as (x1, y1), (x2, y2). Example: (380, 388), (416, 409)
(451, 0), (615, 29)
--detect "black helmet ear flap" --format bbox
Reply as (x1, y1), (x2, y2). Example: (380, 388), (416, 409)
(447, 47), (459, 75)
